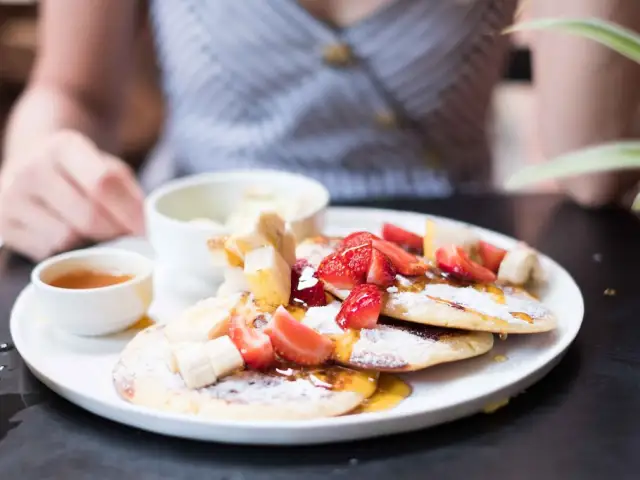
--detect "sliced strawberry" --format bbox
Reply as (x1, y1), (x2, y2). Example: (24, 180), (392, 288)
(478, 241), (507, 273)
(264, 306), (334, 366)
(317, 252), (363, 289)
(381, 223), (423, 252)
(436, 245), (497, 283)
(372, 239), (427, 276)
(338, 243), (372, 279)
(340, 231), (379, 249)
(366, 248), (396, 287)
(228, 313), (275, 370)
(336, 284), (382, 330)
(290, 259), (326, 307)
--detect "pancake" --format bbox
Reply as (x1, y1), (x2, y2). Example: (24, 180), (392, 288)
(297, 237), (557, 334)
(295, 302), (494, 372)
(113, 326), (370, 420)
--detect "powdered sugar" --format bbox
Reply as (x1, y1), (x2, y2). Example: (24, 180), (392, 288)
(204, 371), (333, 404)
(388, 292), (436, 310)
(302, 302), (343, 335)
(418, 284), (550, 323)
(350, 325), (441, 369)
(113, 327), (185, 391)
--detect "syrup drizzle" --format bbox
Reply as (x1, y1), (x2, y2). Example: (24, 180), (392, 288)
(129, 315), (156, 331)
(394, 266), (535, 324)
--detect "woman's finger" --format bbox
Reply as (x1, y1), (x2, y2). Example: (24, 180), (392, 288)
(51, 133), (145, 234)
(36, 160), (125, 241)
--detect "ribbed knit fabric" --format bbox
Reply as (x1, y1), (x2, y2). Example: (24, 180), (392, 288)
(148, 0), (518, 200)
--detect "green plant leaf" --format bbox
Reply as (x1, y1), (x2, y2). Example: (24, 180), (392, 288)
(506, 142), (640, 190)
(505, 18), (640, 63)
(633, 192), (640, 212)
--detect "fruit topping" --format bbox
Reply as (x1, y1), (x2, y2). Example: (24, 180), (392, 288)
(228, 312), (276, 370)
(339, 231), (380, 250)
(435, 245), (497, 283)
(497, 243), (545, 286)
(264, 306), (334, 366)
(423, 219), (479, 261)
(371, 239), (428, 276)
(243, 245), (291, 309)
(366, 248), (397, 287)
(336, 284), (383, 330)
(478, 241), (507, 273)
(290, 259), (326, 307)
(317, 252), (363, 289)
(381, 223), (423, 252)
(338, 243), (372, 279)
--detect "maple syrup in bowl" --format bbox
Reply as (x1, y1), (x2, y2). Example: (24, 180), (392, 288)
(31, 248), (153, 337)
(47, 270), (134, 290)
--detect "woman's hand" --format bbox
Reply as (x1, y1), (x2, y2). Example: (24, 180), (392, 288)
(0, 130), (144, 261)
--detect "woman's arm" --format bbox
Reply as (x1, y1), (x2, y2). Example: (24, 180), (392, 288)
(2, 0), (139, 172)
(531, 0), (640, 207)
(0, 0), (144, 261)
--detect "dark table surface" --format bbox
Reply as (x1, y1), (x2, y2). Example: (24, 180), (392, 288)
(1, 193), (640, 480)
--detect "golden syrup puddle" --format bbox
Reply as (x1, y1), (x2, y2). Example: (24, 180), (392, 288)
(273, 364), (378, 399)
(271, 365), (409, 414)
(351, 374), (412, 414)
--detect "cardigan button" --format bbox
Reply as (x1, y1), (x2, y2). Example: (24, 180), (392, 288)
(322, 42), (354, 67)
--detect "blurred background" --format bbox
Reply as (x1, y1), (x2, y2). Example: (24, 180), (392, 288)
(0, 0), (539, 190)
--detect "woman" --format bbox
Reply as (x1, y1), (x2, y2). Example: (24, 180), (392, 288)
(1, 0), (639, 260)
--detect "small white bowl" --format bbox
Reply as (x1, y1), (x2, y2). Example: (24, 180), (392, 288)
(145, 170), (329, 303)
(31, 248), (154, 337)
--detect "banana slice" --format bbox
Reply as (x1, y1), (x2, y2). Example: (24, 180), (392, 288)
(204, 336), (245, 379)
(173, 343), (218, 389)
(244, 245), (291, 308)
(211, 212), (294, 269)
(423, 219), (479, 261)
(498, 243), (545, 286)
(164, 295), (240, 343)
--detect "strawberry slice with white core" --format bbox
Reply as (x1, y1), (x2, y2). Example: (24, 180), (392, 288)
(264, 306), (334, 366)
(372, 239), (427, 276)
(478, 241), (507, 273)
(336, 284), (383, 330)
(228, 313), (275, 370)
(436, 245), (497, 283)
(366, 248), (397, 287)
(381, 223), (423, 252)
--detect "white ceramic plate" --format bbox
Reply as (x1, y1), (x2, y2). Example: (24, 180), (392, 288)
(10, 207), (584, 445)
